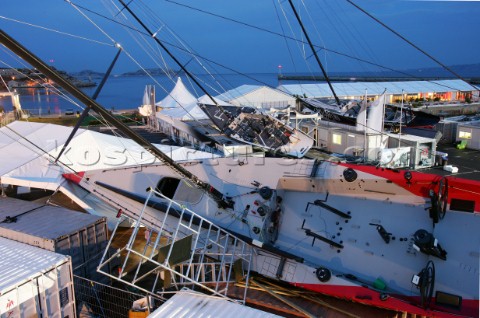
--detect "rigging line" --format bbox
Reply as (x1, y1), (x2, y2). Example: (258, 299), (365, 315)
(0, 73), (11, 93)
(272, 0), (299, 74)
(70, 1), (198, 122)
(138, 0), (255, 96)
(69, 1), (153, 35)
(346, 0), (478, 91)
(103, 1), (180, 86)
(277, 0), (318, 81)
(318, 0), (375, 74)
(0, 28), (235, 208)
(330, 0), (380, 72)
(287, 0), (340, 105)
(66, 0), (461, 97)
(112, 2), (228, 112)
(101, 0), (223, 106)
(116, 0), (221, 108)
(165, 0), (398, 79)
(166, 0), (473, 93)
(64, 0), (311, 88)
(0, 15), (113, 47)
(299, 0), (329, 72)
(67, 0), (117, 45)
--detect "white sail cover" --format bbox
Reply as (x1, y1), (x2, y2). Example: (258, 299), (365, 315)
(138, 104), (153, 116)
(155, 77), (197, 109)
(356, 98), (367, 131)
(366, 92), (386, 134)
(138, 85), (154, 116)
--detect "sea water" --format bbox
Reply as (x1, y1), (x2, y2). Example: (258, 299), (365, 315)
(1, 73), (282, 115)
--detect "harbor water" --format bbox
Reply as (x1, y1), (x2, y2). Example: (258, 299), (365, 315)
(0, 73), (282, 115)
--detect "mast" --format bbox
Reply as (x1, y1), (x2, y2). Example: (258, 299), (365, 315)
(287, 0), (341, 105)
(0, 28), (233, 209)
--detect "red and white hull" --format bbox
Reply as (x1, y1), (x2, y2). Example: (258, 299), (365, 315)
(66, 156), (480, 317)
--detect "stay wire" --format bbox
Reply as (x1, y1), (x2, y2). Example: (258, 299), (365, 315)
(276, 0), (320, 82)
(346, 0), (478, 91)
(272, 0), (299, 75)
(165, 0), (443, 82)
(71, 0), (199, 123)
(0, 15), (113, 47)
(135, 0), (231, 98)
(68, 1), (276, 88)
(68, 0), (460, 94)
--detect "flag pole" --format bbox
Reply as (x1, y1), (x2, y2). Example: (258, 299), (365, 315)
(364, 89), (367, 161)
(381, 89), (387, 134)
(399, 89), (404, 149)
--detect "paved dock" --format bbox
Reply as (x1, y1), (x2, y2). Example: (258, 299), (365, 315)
(423, 143), (480, 181)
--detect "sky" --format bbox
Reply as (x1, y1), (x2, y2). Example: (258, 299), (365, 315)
(1, 0), (479, 76)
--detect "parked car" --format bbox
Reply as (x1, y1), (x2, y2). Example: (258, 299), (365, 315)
(65, 109), (74, 115)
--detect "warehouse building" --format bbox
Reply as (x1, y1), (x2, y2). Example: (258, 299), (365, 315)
(278, 79), (478, 104)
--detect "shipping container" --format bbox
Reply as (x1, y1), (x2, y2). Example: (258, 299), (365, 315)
(0, 237), (76, 318)
(0, 197), (109, 282)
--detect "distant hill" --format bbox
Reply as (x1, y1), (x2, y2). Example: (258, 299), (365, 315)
(70, 70), (105, 79)
(119, 68), (181, 77)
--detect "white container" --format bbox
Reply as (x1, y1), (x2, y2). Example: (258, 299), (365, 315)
(0, 237), (76, 318)
(0, 197), (109, 282)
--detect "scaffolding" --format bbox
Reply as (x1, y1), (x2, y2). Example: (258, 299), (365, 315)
(97, 189), (253, 303)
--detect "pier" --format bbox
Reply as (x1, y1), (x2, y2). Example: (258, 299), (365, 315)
(278, 75), (480, 84)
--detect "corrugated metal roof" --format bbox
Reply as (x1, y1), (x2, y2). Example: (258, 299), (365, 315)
(278, 79), (475, 98)
(0, 237), (69, 292)
(0, 197), (105, 240)
(148, 289), (281, 318)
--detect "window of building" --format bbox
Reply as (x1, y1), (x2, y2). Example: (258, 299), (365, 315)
(459, 131), (472, 139)
(332, 133), (342, 145)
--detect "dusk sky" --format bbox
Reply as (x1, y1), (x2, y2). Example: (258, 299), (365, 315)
(1, 0), (479, 76)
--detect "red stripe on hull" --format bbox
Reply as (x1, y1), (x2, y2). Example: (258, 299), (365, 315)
(294, 283), (478, 318)
(340, 163), (480, 212)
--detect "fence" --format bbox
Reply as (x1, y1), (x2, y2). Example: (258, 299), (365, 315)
(74, 275), (158, 318)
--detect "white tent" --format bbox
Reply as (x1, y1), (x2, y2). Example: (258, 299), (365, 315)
(155, 77), (197, 109)
(0, 121), (218, 227)
(158, 101), (208, 122)
(157, 94), (232, 122)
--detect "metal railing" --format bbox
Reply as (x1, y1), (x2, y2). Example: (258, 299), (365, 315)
(97, 188), (253, 304)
